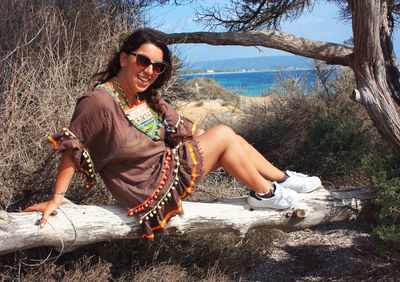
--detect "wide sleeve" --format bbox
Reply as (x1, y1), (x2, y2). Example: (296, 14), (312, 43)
(44, 91), (112, 189)
(156, 95), (201, 139)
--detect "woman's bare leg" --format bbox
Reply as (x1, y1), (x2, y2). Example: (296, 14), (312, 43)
(235, 135), (286, 181)
(197, 126), (286, 181)
(197, 125), (275, 194)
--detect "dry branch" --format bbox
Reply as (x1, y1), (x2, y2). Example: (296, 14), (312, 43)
(0, 186), (377, 255)
(163, 30), (354, 67)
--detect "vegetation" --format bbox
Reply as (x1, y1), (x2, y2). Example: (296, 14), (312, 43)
(0, 0), (148, 211)
(1, 0), (399, 280)
(178, 77), (237, 104)
(362, 152), (400, 274)
(233, 65), (400, 274)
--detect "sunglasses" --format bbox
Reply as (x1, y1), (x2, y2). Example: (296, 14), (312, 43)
(128, 52), (168, 74)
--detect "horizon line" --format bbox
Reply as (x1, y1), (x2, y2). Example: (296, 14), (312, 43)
(184, 54), (307, 64)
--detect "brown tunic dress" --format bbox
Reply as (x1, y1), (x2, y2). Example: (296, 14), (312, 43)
(46, 86), (204, 239)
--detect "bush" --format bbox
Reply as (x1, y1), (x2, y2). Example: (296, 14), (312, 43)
(361, 151), (400, 272)
(293, 102), (375, 181)
(165, 77), (238, 105)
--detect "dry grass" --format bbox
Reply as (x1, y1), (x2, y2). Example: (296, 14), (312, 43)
(0, 0), (145, 210)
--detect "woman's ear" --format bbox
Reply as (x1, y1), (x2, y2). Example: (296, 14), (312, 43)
(120, 52), (128, 67)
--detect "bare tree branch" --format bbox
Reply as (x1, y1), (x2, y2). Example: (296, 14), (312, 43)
(164, 30), (354, 66)
(196, 0), (315, 31)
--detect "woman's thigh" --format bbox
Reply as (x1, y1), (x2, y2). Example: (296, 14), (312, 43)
(197, 125), (236, 175)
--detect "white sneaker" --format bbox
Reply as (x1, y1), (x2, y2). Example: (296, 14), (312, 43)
(247, 182), (299, 209)
(279, 170), (322, 193)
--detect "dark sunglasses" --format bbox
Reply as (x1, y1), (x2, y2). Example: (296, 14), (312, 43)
(128, 52), (168, 74)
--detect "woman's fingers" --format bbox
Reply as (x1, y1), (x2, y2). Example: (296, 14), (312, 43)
(23, 202), (46, 212)
(40, 210), (51, 228)
(22, 201), (56, 228)
(40, 202), (59, 228)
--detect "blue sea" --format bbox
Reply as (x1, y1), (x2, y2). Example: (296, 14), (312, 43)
(179, 69), (316, 97)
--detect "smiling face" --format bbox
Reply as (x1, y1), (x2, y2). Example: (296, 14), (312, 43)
(118, 42), (164, 96)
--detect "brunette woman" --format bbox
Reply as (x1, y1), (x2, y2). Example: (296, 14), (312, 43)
(24, 28), (321, 239)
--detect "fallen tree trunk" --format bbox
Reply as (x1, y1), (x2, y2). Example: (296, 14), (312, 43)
(0, 186), (377, 255)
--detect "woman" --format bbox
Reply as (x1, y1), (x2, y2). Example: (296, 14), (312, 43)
(24, 28), (321, 240)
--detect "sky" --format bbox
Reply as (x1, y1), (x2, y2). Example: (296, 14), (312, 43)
(146, 1), (400, 63)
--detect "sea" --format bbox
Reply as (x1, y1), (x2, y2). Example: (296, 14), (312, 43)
(179, 69), (316, 97)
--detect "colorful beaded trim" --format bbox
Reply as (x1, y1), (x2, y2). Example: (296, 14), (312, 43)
(168, 114), (182, 133)
(132, 142), (183, 224)
(128, 148), (173, 216)
(133, 122), (198, 228)
(179, 141), (197, 198)
(48, 128), (96, 189)
(141, 139), (199, 238)
(96, 83), (165, 140)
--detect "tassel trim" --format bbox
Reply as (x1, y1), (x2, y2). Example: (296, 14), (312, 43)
(140, 141), (199, 238)
(48, 128), (97, 189)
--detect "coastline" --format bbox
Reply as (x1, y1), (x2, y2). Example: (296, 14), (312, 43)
(178, 68), (314, 77)
(178, 68), (317, 97)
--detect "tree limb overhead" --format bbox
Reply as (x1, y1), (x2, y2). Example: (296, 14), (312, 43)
(163, 30), (354, 67)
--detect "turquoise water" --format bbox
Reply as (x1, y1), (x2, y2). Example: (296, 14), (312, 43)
(179, 69), (316, 97)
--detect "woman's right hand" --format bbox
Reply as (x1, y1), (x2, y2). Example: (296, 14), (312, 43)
(24, 148), (76, 228)
(23, 197), (63, 228)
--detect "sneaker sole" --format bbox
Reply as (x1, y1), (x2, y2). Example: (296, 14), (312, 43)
(246, 195), (298, 209)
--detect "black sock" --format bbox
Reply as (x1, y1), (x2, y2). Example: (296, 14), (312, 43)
(277, 171), (289, 183)
(256, 184), (276, 198)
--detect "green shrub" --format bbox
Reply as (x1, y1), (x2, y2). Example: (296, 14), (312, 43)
(293, 107), (374, 180)
(166, 77), (238, 105)
(361, 151), (400, 273)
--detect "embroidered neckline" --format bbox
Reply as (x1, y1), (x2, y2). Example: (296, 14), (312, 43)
(114, 76), (140, 106)
(96, 83), (164, 140)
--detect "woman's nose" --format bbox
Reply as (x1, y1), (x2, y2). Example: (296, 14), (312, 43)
(143, 64), (154, 75)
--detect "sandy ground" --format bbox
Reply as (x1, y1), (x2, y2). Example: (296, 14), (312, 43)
(246, 221), (392, 281)
(175, 96), (274, 125)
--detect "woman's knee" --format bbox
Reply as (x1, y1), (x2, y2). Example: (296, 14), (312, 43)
(212, 125), (247, 145)
(210, 125), (237, 142)
(236, 134), (249, 146)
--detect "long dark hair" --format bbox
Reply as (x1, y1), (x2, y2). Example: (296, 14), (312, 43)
(92, 28), (173, 114)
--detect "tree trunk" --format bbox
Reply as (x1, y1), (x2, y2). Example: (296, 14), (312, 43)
(163, 1), (400, 156)
(0, 186), (377, 255)
(351, 0), (400, 155)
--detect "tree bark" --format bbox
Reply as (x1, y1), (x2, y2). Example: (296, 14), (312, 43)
(0, 186), (377, 256)
(351, 0), (400, 156)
